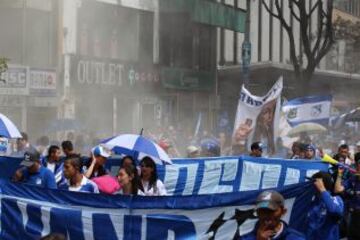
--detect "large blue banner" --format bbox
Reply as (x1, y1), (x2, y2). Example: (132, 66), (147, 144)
(0, 180), (315, 240)
(0, 156), (328, 196)
(0, 156), (328, 239)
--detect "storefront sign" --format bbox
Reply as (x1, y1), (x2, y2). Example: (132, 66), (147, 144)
(29, 69), (57, 96)
(0, 66), (29, 95)
(161, 67), (215, 91)
(72, 56), (159, 90)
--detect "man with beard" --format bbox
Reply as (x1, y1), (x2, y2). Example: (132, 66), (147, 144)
(239, 190), (305, 240)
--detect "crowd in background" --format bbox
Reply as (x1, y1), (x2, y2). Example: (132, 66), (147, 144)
(7, 124), (360, 240)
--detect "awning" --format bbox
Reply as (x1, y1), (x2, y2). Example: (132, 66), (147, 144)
(160, 0), (246, 33)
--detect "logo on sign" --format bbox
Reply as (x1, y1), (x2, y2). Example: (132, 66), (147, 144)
(311, 104), (322, 117)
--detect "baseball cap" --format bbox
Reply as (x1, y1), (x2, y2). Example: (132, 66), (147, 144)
(200, 138), (220, 154)
(187, 145), (199, 154)
(92, 145), (111, 158)
(305, 144), (316, 151)
(256, 190), (285, 211)
(20, 150), (40, 167)
(251, 142), (264, 151)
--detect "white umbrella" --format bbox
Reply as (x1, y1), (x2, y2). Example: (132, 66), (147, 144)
(101, 134), (172, 164)
(0, 113), (22, 138)
(287, 122), (327, 138)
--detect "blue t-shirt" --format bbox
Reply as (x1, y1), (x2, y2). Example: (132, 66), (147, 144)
(59, 175), (99, 193)
(239, 221), (305, 240)
(22, 166), (57, 189)
(41, 157), (66, 186)
(306, 191), (344, 240)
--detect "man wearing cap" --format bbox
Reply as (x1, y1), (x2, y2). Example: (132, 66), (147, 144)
(84, 145), (111, 179)
(186, 145), (200, 158)
(250, 142), (263, 157)
(304, 144), (316, 160)
(335, 160), (360, 240)
(240, 190), (305, 240)
(200, 138), (220, 157)
(13, 150), (57, 189)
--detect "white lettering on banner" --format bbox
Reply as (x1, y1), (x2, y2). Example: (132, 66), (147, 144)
(0, 193), (305, 240)
(82, 211), (94, 240)
(239, 161), (281, 191)
(239, 92), (262, 106)
(199, 159), (239, 194)
(17, 201), (29, 231)
(306, 169), (320, 178)
(164, 164), (199, 195)
(41, 206), (51, 237)
(284, 168), (300, 186)
(77, 60), (124, 86)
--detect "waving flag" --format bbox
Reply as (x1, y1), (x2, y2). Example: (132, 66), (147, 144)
(282, 95), (332, 127)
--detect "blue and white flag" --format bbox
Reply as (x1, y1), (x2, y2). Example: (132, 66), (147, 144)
(282, 95), (332, 127)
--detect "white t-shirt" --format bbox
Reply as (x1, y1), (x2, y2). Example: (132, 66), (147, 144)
(46, 162), (56, 173)
(138, 179), (167, 196)
(66, 175), (99, 193)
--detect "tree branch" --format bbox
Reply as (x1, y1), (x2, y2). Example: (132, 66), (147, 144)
(312, 2), (325, 55)
(261, 0), (280, 19)
(308, 0), (321, 17)
(289, 0), (301, 22)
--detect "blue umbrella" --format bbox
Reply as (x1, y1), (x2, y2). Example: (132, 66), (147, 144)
(101, 134), (172, 164)
(0, 113), (22, 138)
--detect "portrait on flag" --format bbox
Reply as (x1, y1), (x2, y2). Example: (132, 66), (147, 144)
(232, 77), (283, 155)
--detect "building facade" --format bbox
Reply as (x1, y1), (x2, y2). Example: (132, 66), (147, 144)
(60, 0), (245, 138)
(217, 0), (360, 125)
(0, 0), (60, 140)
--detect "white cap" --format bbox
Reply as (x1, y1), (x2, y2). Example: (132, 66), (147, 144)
(92, 145), (111, 158)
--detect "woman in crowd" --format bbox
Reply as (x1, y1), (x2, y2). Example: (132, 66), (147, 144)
(116, 165), (139, 195)
(120, 155), (136, 168)
(138, 156), (167, 196)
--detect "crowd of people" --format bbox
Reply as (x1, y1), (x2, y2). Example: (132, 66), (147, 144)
(12, 132), (167, 197)
(8, 128), (360, 240)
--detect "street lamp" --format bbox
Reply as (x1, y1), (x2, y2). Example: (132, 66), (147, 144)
(242, 0), (251, 88)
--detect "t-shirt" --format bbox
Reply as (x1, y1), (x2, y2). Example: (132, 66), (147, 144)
(41, 157), (65, 186)
(306, 191), (344, 240)
(21, 166), (57, 189)
(239, 221), (305, 240)
(138, 179), (167, 196)
(60, 175), (99, 193)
